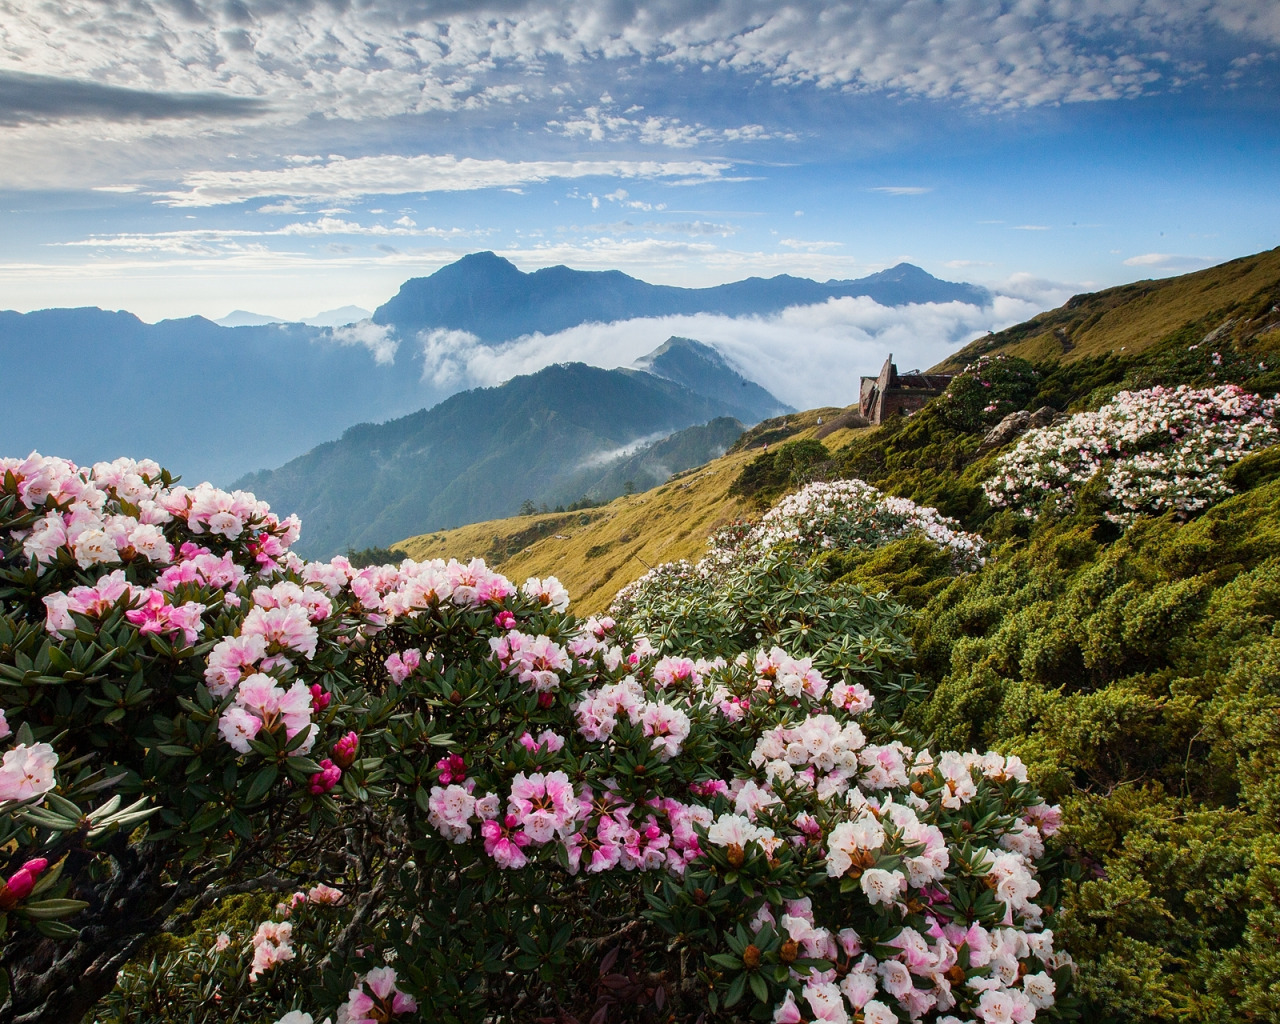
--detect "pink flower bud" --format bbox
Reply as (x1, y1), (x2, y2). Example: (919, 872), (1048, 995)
(0, 858), (46, 908)
(494, 610), (516, 629)
(331, 731), (359, 768)
(308, 759), (341, 795)
(309, 683), (331, 712)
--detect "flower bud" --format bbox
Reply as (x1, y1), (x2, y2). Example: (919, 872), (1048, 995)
(779, 939), (799, 964)
(726, 843), (745, 868)
(742, 944), (761, 968)
(332, 731), (359, 768)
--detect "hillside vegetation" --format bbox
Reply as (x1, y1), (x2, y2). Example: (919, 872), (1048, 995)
(402, 247), (1280, 1022)
(400, 406), (865, 611)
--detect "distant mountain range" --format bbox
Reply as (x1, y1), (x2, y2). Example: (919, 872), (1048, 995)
(373, 251), (990, 341)
(215, 306), (372, 328)
(236, 341), (776, 557)
(0, 253), (985, 484)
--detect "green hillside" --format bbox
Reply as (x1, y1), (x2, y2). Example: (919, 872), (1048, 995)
(936, 245), (1280, 369)
(401, 248), (1280, 1022)
(400, 406), (863, 612)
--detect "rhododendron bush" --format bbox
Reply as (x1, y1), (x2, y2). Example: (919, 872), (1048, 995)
(983, 384), (1279, 523)
(0, 454), (1073, 1023)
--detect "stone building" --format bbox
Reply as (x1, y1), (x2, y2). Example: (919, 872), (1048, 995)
(858, 355), (953, 425)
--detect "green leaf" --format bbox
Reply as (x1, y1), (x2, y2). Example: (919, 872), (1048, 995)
(245, 764), (279, 804)
(18, 898), (89, 920)
(725, 972), (747, 1008)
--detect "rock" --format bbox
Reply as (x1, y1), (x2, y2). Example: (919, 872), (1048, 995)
(977, 406), (1059, 453)
(977, 410), (1031, 452)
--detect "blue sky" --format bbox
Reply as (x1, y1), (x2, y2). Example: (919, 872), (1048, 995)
(1, 0), (1278, 325)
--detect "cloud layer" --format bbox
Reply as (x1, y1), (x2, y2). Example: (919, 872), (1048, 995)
(2, 0), (1275, 137)
(150, 152), (735, 206)
(412, 284), (1072, 411)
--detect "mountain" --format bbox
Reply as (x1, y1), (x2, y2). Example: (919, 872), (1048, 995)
(372, 251), (990, 341)
(234, 363), (758, 558)
(551, 415), (746, 508)
(215, 305), (373, 328)
(215, 310), (287, 327)
(0, 308), (435, 485)
(635, 337), (793, 423)
(302, 306), (373, 328)
(0, 254), (985, 487)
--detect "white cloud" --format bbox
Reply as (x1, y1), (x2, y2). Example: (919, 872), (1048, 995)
(150, 152), (734, 206)
(867, 186), (932, 196)
(409, 290), (1060, 411)
(546, 99), (785, 148)
(1013, 224), (1051, 231)
(328, 320), (398, 365)
(52, 219), (478, 253)
(780, 239), (843, 251)
(0, 0), (1272, 150)
(1122, 252), (1213, 271)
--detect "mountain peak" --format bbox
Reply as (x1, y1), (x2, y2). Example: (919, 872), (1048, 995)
(634, 335), (792, 424)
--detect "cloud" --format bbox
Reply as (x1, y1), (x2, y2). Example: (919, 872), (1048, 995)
(867, 186), (932, 196)
(0, 0), (1273, 144)
(151, 153), (735, 206)
(409, 290), (1060, 411)
(1122, 252), (1214, 271)
(780, 239), (843, 251)
(1013, 225), (1051, 231)
(546, 98), (786, 148)
(53, 219), (478, 253)
(0, 71), (266, 126)
(328, 320), (398, 365)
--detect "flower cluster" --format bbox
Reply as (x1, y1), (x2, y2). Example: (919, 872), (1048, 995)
(1, 450), (1071, 1024)
(746, 480), (986, 568)
(984, 384), (1279, 522)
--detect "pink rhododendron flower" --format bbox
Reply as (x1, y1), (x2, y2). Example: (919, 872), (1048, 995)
(384, 648), (421, 683)
(0, 858), (48, 909)
(521, 575), (569, 611)
(249, 920), (294, 981)
(435, 754), (466, 784)
(0, 742), (58, 802)
(338, 966), (417, 1024)
(508, 770), (578, 843)
(480, 814), (531, 868)
(307, 883), (344, 904)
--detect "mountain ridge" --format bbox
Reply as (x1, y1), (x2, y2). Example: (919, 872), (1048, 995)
(373, 251), (991, 342)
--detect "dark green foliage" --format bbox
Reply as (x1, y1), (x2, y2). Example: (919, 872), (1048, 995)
(617, 551), (929, 719)
(903, 472), (1280, 1021)
(819, 535), (958, 609)
(729, 438), (831, 504)
(934, 354), (1041, 431)
(345, 545), (410, 567)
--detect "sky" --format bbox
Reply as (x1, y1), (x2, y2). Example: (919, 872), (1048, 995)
(1, 0), (1278, 329)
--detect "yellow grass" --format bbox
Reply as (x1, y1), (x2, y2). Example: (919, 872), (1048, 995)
(398, 406), (867, 614)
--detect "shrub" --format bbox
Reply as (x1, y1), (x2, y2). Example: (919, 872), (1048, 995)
(935, 355), (1041, 432)
(0, 453), (1071, 1024)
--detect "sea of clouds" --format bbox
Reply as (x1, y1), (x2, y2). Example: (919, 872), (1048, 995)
(407, 277), (1072, 411)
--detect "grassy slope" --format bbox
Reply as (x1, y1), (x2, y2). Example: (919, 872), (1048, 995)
(934, 245), (1280, 369)
(399, 406), (865, 613)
